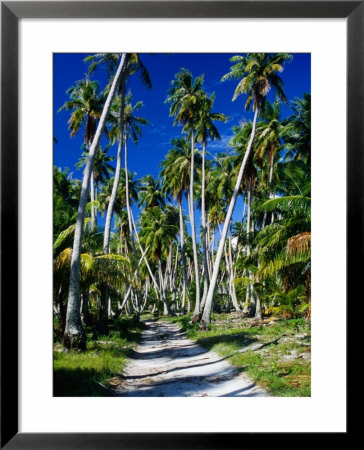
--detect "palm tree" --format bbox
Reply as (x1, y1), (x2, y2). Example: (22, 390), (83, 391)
(255, 161), (311, 311)
(283, 93), (311, 165)
(53, 167), (79, 239)
(166, 68), (205, 320)
(200, 53), (292, 329)
(139, 206), (179, 315)
(88, 53), (151, 255)
(92, 144), (115, 192)
(195, 93), (228, 309)
(160, 137), (201, 313)
(138, 175), (166, 208)
(63, 54), (128, 350)
(255, 99), (286, 227)
(58, 78), (105, 229)
(98, 169), (139, 251)
(76, 143), (115, 227)
(208, 155), (242, 312)
(121, 94), (149, 255)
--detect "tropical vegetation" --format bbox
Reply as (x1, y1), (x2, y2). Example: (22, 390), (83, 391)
(54, 53), (311, 396)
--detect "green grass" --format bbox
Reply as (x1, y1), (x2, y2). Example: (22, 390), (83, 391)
(53, 318), (144, 396)
(165, 314), (311, 397)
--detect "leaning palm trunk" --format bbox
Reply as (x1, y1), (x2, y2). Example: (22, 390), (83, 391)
(219, 223), (239, 311)
(64, 54), (127, 350)
(190, 132), (201, 321)
(130, 209), (162, 298)
(200, 108), (259, 329)
(103, 70), (127, 254)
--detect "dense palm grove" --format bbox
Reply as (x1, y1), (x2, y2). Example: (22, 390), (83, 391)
(54, 53), (311, 351)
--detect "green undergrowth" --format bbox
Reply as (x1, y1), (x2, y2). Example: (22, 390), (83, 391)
(53, 318), (145, 396)
(165, 314), (311, 397)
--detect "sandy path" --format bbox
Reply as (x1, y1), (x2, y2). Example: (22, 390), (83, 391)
(114, 320), (268, 397)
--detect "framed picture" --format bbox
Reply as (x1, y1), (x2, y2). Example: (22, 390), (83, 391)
(1, 1), (355, 448)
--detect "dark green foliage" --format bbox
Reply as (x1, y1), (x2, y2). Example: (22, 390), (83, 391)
(54, 318), (145, 396)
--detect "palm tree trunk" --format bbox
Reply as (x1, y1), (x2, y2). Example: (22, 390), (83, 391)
(172, 245), (178, 288)
(262, 157), (274, 228)
(228, 228), (240, 311)
(130, 209), (161, 297)
(97, 283), (109, 335)
(158, 259), (172, 316)
(248, 218), (257, 317)
(124, 136), (142, 315)
(209, 226), (215, 279)
(200, 141), (210, 311)
(81, 289), (91, 326)
(103, 70), (127, 254)
(119, 221), (123, 254)
(245, 179), (256, 316)
(200, 108), (259, 330)
(163, 243), (173, 292)
(178, 200), (189, 312)
(90, 170), (97, 230)
(189, 132), (201, 321)
(189, 134), (201, 321)
(255, 292), (262, 320)
(206, 210), (213, 280)
(64, 53), (128, 350)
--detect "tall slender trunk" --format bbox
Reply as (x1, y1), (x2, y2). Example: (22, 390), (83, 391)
(178, 199), (189, 312)
(209, 227), (215, 279)
(64, 54), (127, 350)
(206, 210), (213, 281)
(200, 108), (259, 329)
(163, 243), (173, 292)
(228, 227), (240, 311)
(255, 292), (262, 320)
(200, 141), (209, 311)
(245, 179), (256, 315)
(90, 170), (97, 230)
(119, 221), (123, 254)
(219, 223), (239, 311)
(124, 136), (142, 315)
(262, 157), (274, 228)
(108, 296), (113, 318)
(171, 245), (179, 300)
(130, 209), (161, 297)
(158, 259), (172, 316)
(103, 71), (127, 254)
(97, 283), (109, 335)
(190, 132), (201, 321)
(257, 157), (275, 317)
(248, 218), (256, 317)
(124, 137), (135, 253)
(81, 289), (91, 326)
(116, 244), (150, 318)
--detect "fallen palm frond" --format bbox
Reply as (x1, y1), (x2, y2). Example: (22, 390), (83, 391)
(286, 232), (311, 257)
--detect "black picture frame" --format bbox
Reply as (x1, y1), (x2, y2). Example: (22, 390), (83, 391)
(1, 1), (356, 448)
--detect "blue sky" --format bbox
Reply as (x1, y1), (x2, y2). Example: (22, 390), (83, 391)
(53, 53), (310, 236)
